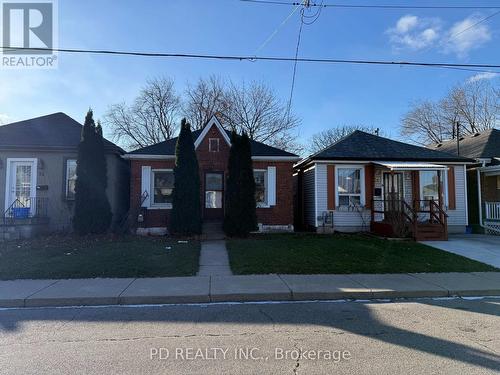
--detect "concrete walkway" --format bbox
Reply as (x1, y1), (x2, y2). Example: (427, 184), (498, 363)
(421, 234), (500, 268)
(1, 272), (499, 308)
(197, 240), (232, 276)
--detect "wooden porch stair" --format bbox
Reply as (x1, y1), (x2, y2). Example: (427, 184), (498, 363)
(413, 223), (447, 241)
(371, 199), (448, 241)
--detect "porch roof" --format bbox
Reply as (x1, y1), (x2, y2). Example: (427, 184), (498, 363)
(373, 161), (448, 171)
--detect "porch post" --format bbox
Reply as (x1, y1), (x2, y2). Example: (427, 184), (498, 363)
(437, 170), (443, 209)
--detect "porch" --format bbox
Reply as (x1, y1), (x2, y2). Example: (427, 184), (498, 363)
(1, 197), (50, 241)
(484, 201), (500, 234)
(368, 162), (449, 241)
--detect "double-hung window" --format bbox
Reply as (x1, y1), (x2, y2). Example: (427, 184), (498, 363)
(254, 170), (268, 207)
(419, 170), (448, 208)
(65, 159), (77, 200)
(151, 169), (174, 208)
(337, 167), (362, 207)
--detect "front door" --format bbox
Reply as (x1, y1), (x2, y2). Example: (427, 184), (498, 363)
(383, 172), (404, 214)
(6, 159), (37, 217)
(204, 172), (224, 220)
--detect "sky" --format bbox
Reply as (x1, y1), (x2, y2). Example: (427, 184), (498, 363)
(0, 0), (499, 148)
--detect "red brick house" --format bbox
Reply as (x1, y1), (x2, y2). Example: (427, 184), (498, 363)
(123, 116), (300, 234)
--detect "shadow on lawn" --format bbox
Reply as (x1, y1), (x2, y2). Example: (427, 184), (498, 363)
(0, 298), (499, 371)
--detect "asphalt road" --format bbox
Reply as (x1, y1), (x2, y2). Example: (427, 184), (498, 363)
(0, 298), (499, 374)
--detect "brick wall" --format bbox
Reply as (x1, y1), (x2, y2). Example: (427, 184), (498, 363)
(129, 125), (295, 229)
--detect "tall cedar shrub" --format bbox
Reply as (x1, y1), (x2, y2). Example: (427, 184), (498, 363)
(223, 132), (257, 237)
(73, 110), (112, 234)
(170, 119), (202, 235)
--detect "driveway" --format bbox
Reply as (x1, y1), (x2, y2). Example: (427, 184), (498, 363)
(421, 234), (500, 268)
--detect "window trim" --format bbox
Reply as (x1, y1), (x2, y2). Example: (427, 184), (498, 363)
(208, 138), (220, 152)
(64, 159), (77, 201)
(150, 169), (174, 209)
(254, 169), (269, 208)
(335, 165), (365, 208)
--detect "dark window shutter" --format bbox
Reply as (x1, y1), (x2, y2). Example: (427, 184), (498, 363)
(327, 165), (335, 210)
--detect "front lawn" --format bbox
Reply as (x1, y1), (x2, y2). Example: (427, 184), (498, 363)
(0, 235), (200, 280)
(227, 233), (497, 274)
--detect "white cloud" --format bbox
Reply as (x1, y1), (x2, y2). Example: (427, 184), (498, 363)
(386, 14), (441, 50)
(467, 72), (499, 83)
(396, 15), (418, 33)
(386, 13), (493, 57)
(443, 15), (492, 57)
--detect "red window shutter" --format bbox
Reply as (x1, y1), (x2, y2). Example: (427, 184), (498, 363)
(365, 164), (374, 209)
(447, 166), (456, 210)
(327, 165), (335, 210)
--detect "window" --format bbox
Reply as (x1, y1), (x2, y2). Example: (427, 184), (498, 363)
(337, 168), (362, 207)
(209, 138), (220, 152)
(419, 170), (449, 208)
(65, 159), (77, 200)
(151, 170), (174, 207)
(254, 170), (268, 206)
(205, 173), (223, 208)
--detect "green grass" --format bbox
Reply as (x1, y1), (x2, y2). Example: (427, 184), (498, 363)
(227, 233), (497, 275)
(0, 235), (200, 280)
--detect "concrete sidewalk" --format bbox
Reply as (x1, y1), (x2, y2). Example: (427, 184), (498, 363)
(0, 272), (499, 308)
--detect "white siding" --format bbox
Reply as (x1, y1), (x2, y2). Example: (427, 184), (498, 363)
(315, 163), (328, 227)
(447, 165), (468, 228)
(316, 163), (370, 231)
(303, 167), (316, 227)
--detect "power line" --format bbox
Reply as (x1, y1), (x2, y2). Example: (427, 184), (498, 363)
(254, 2), (302, 55)
(448, 10), (500, 40)
(2, 46), (500, 70)
(240, 0), (500, 10)
(286, 8), (305, 117)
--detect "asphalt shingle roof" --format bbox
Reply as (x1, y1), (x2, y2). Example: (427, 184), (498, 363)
(128, 128), (298, 157)
(429, 129), (500, 160)
(304, 130), (471, 163)
(0, 112), (124, 153)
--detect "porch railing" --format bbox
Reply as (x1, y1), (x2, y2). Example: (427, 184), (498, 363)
(3, 197), (49, 225)
(485, 202), (500, 221)
(371, 198), (447, 239)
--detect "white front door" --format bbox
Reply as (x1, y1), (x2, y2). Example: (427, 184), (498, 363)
(5, 158), (37, 216)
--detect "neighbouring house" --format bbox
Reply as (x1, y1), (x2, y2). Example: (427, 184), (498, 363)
(430, 129), (500, 235)
(124, 116), (300, 235)
(294, 131), (472, 241)
(0, 113), (129, 240)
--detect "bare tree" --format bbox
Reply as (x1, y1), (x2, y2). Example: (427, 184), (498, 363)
(104, 77), (181, 149)
(183, 76), (230, 130)
(401, 80), (499, 145)
(308, 125), (382, 154)
(401, 100), (451, 145)
(223, 81), (301, 152)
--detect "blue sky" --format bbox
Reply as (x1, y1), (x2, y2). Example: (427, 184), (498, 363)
(1, 0), (499, 145)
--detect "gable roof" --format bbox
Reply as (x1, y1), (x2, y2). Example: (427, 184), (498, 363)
(429, 129), (500, 160)
(126, 116), (299, 159)
(0, 112), (124, 154)
(298, 130), (471, 167)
